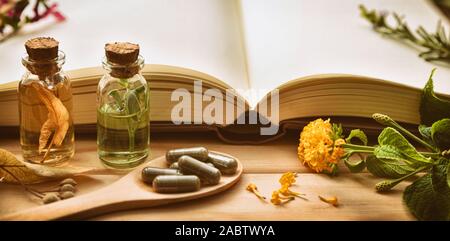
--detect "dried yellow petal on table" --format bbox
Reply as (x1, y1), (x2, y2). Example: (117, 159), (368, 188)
(319, 195), (339, 207)
(271, 190), (294, 205)
(246, 183), (266, 200)
(279, 184), (306, 198)
(279, 172), (297, 187)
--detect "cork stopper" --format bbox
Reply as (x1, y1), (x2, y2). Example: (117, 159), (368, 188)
(104, 42), (141, 78)
(25, 37), (59, 61)
(105, 42), (139, 65)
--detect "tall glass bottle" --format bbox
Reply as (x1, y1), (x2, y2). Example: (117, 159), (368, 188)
(18, 37), (74, 165)
(97, 42), (150, 168)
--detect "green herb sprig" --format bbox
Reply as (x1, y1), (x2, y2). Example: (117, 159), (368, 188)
(339, 69), (450, 220)
(107, 81), (147, 152)
(359, 4), (450, 64)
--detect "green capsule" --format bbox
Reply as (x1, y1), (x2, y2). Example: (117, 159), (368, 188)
(171, 162), (212, 172)
(169, 162), (179, 169)
(165, 147), (209, 164)
(207, 152), (238, 175)
(152, 175), (201, 193)
(141, 167), (180, 184)
(178, 155), (221, 185)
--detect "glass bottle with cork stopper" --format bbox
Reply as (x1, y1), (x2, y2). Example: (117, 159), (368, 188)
(18, 37), (74, 165)
(97, 42), (150, 168)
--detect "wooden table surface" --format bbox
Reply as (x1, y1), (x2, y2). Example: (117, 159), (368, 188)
(0, 132), (414, 220)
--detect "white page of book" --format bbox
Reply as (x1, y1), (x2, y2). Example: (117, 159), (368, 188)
(239, 0), (450, 104)
(0, 0), (249, 90)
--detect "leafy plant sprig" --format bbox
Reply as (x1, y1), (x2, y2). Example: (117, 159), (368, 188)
(359, 4), (450, 64)
(106, 81), (148, 153)
(337, 70), (450, 220)
(340, 115), (450, 220)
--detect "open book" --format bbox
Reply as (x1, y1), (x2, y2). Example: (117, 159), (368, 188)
(0, 0), (449, 142)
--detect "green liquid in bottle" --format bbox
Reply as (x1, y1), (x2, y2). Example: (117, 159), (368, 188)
(97, 84), (149, 168)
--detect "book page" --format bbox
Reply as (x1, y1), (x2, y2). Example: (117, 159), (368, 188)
(239, 0), (450, 102)
(0, 0), (249, 90)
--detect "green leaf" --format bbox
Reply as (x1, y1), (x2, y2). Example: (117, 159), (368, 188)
(432, 159), (450, 193)
(418, 125), (432, 139)
(108, 89), (123, 111)
(331, 123), (343, 141)
(374, 145), (408, 163)
(403, 167), (450, 220)
(345, 129), (368, 145)
(366, 155), (415, 178)
(431, 119), (450, 151)
(418, 124), (434, 146)
(378, 127), (431, 163)
(344, 158), (366, 173)
(126, 91), (141, 121)
(420, 69), (450, 126)
(134, 85), (146, 95)
(447, 161), (450, 190)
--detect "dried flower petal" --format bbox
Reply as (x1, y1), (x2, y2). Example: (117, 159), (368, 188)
(279, 172), (297, 187)
(246, 183), (266, 200)
(279, 184), (305, 198)
(270, 191), (294, 205)
(319, 195), (339, 207)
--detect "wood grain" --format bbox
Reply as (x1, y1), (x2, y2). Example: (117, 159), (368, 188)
(1, 152), (243, 220)
(93, 173), (414, 221)
(0, 133), (415, 220)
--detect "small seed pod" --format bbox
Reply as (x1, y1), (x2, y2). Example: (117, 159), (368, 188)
(59, 191), (75, 199)
(60, 178), (77, 186)
(60, 184), (76, 193)
(375, 180), (397, 192)
(43, 193), (60, 204)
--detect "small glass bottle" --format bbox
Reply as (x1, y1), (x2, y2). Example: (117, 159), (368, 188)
(18, 37), (74, 165)
(97, 42), (150, 168)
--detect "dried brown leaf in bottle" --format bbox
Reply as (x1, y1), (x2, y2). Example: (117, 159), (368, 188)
(31, 82), (69, 149)
(38, 118), (56, 153)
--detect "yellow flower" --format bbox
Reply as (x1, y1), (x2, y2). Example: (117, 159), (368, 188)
(279, 172), (297, 187)
(297, 118), (345, 173)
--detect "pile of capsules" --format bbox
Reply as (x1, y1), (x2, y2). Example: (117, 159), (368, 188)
(141, 147), (238, 193)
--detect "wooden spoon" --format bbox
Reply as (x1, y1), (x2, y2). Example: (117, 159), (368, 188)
(1, 151), (243, 220)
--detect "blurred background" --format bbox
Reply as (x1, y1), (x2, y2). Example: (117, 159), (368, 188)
(1, 0), (449, 89)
